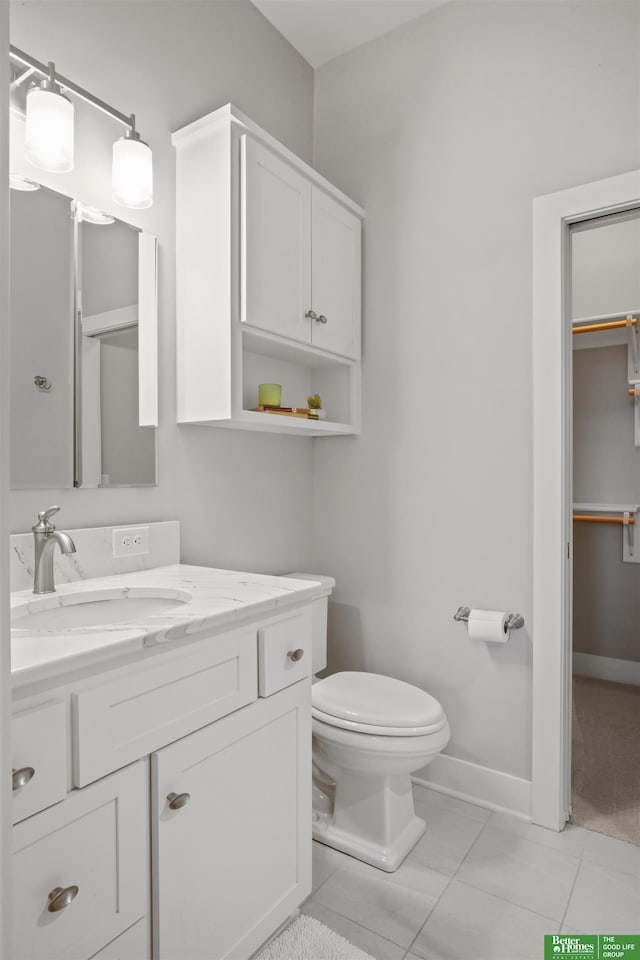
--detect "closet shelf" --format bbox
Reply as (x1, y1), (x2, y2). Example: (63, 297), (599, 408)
(573, 502), (639, 514)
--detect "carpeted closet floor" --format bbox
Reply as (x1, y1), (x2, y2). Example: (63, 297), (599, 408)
(572, 675), (640, 846)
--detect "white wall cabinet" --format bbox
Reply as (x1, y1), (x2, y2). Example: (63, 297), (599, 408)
(152, 681), (311, 960)
(242, 137), (361, 360)
(11, 603), (313, 960)
(242, 136), (312, 346)
(310, 186), (361, 359)
(173, 104), (364, 436)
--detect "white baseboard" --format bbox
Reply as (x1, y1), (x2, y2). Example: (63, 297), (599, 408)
(573, 652), (640, 687)
(412, 753), (531, 820)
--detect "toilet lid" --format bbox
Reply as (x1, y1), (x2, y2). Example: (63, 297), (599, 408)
(312, 672), (445, 731)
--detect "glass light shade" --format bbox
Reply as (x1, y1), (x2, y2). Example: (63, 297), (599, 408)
(112, 136), (153, 209)
(75, 202), (115, 225)
(25, 87), (74, 173)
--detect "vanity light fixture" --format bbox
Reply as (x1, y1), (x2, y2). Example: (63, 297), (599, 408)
(9, 46), (153, 209)
(73, 201), (115, 225)
(9, 174), (41, 192)
(112, 117), (153, 210)
(25, 61), (74, 172)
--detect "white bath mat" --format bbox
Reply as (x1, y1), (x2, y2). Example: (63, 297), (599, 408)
(255, 915), (376, 960)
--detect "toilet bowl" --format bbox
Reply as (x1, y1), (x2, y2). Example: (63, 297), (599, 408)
(311, 671), (450, 872)
(284, 574), (450, 873)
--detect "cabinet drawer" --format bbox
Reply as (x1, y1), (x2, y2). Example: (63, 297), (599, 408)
(12, 701), (67, 824)
(89, 919), (149, 960)
(258, 608), (312, 696)
(13, 761), (147, 960)
(72, 628), (257, 786)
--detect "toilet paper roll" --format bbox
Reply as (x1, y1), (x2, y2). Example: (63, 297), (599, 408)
(467, 609), (510, 643)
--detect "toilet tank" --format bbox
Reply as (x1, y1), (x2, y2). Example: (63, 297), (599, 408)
(285, 573), (335, 674)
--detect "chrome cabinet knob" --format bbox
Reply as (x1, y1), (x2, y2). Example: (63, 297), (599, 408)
(317, 315), (328, 324)
(287, 649), (305, 662)
(305, 310), (317, 320)
(47, 885), (79, 913)
(167, 791), (190, 810)
(12, 767), (35, 790)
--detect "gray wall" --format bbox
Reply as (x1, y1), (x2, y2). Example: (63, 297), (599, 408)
(9, 0), (315, 574)
(82, 218), (138, 317)
(312, 0), (640, 778)
(99, 327), (156, 485)
(572, 217), (640, 320)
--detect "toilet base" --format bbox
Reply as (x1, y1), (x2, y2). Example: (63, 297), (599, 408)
(312, 809), (426, 873)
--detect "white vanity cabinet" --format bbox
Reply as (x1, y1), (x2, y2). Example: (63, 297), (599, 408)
(11, 599), (314, 960)
(12, 761), (148, 960)
(152, 680), (311, 960)
(12, 700), (67, 823)
(173, 103), (363, 436)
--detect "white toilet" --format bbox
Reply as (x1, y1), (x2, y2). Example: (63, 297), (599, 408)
(287, 574), (450, 873)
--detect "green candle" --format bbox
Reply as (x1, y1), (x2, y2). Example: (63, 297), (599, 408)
(258, 383), (282, 407)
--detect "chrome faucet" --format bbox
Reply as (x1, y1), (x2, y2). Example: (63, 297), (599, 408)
(32, 506), (77, 595)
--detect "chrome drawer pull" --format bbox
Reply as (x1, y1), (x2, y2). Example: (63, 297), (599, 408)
(47, 885), (79, 913)
(317, 315), (328, 324)
(305, 310), (317, 320)
(167, 791), (190, 811)
(12, 767), (35, 791)
(287, 649), (305, 662)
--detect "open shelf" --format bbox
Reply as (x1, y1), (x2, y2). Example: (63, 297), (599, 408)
(240, 328), (360, 436)
(192, 411), (357, 436)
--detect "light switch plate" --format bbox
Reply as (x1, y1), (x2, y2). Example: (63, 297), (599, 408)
(112, 526), (150, 558)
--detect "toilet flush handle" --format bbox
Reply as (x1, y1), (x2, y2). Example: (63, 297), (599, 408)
(287, 649), (305, 662)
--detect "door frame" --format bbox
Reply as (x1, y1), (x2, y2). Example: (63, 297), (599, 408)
(531, 169), (640, 830)
(1, 10), (12, 956)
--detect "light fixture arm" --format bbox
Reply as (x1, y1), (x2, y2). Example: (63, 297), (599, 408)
(10, 45), (134, 132)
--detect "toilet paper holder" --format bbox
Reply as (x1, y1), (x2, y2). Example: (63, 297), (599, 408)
(453, 606), (525, 630)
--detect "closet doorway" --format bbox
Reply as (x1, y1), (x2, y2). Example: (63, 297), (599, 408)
(570, 210), (640, 845)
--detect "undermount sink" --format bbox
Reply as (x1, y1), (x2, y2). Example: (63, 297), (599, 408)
(11, 587), (193, 631)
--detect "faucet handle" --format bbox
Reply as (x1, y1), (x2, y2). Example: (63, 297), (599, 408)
(34, 505), (60, 533)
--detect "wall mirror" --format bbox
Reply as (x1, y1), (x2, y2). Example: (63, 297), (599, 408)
(10, 182), (158, 489)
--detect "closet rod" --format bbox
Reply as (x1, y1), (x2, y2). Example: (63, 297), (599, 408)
(573, 515), (635, 525)
(572, 317), (637, 335)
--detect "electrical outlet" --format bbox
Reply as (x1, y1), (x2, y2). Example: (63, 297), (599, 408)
(112, 526), (150, 558)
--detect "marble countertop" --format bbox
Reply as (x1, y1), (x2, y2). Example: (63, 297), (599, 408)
(11, 564), (327, 687)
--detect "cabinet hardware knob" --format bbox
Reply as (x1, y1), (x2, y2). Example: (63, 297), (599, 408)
(317, 315), (328, 324)
(167, 791), (190, 810)
(287, 649), (305, 662)
(12, 767), (35, 790)
(47, 885), (79, 913)
(305, 310), (317, 320)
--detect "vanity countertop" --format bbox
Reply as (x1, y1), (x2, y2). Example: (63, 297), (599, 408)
(10, 564), (325, 687)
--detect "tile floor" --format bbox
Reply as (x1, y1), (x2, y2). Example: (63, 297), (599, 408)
(302, 784), (640, 960)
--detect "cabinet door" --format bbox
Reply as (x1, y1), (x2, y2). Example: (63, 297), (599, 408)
(13, 761), (147, 960)
(89, 919), (149, 960)
(241, 136), (312, 345)
(311, 187), (361, 359)
(152, 681), (311, 960)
